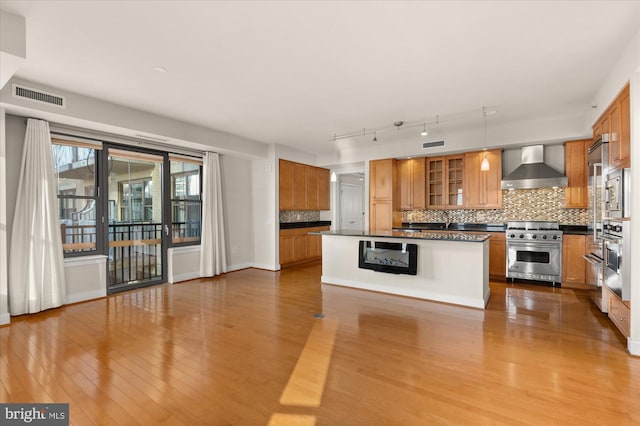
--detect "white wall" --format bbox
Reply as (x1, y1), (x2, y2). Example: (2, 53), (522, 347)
(0, 108), (8, 324)
(251, 144), (278, 270)
(220, 154), (254, 271)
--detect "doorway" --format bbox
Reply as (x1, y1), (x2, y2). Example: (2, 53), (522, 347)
(338, 173), (365, 231)
(105, 146), (167, 292)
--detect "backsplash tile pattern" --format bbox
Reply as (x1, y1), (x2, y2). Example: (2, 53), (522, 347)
(403, 188), (588, 225)
(280, 210), (321, 223)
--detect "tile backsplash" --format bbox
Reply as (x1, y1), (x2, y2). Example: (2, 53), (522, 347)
(403, 188), (588, 225)
(280, 210), (321, 223)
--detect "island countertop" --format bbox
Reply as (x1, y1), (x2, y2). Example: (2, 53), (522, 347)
(314, 229), (490, 242)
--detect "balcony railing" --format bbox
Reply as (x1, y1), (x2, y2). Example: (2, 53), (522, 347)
(61, 221), (200, 290)
(108, 223), (162, 289)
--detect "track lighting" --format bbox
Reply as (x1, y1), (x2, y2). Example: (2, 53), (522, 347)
(481, 106), (490, 172)
(372, 131), (377, 142)
(421, 123), (428, 136)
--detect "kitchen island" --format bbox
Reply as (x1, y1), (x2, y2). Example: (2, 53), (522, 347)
(319, 230), (490, 309)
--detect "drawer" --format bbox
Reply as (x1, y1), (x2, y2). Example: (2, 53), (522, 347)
(608, 288), (630, 337)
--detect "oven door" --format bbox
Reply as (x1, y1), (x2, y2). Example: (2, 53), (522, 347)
(603, 237), (622, 297)
(507, 241), (561, 280)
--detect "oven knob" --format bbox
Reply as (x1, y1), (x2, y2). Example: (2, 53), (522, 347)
(552, 235), (558, 240)
(532, 235), (537, 239)
(542, 235), (547, 240)
(519, 234), (524, 239)
(510, 234), (515, 238)
(615, 226), (622, 232)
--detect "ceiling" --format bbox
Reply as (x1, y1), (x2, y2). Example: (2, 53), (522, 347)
(1, 1), (638, 156)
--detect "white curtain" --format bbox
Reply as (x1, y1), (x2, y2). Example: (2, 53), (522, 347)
(9, 119), (66, 315)
(200, 152), (227, 277)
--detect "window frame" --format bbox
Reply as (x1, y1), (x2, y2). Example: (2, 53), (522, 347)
(166, 157), (203, 248)
(52, 140), (104, 258)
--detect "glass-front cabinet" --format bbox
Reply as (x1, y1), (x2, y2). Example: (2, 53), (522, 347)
(426, 155), (464, 208)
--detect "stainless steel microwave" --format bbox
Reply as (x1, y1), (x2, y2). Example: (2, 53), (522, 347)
(605, 168), (631, 219)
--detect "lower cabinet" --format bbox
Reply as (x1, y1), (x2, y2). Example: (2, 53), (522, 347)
(280, 226), (330, 268)
(562, 235), (586, 285)
(488, 233), (506, 279)
(608, 288), (630, 338)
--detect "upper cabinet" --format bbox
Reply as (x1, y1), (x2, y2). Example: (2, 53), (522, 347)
(463, 149), (502, 209)
(369, 159), (401, 232)
(398, 158), (425, 210)
(612, 84), (630, 171)
(564, 139), (589, 208)
(592, 83), (630, 172)
(279, 159), (330, 210)
(426, 155), (464, 208)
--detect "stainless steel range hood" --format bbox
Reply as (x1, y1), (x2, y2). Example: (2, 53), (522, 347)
(501, 145), (568, 190)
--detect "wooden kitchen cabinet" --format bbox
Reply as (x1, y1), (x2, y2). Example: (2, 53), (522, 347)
(279, 159), (331, 210)
(562, 234), (586, 285)
(489, 232), (506, 279)
(399, 158), (425, 209)
(279, 226), (330, 268)
(306, 166), (319, 210)
(564, 139), (589, 208)
(463, 149), (502, 209)
(370, 159), (401, 232)
(611, 84), (630, 170)
(318, 168), (330, 210)
(592, 82), (630, 171)
(608, 288), (630, 338)
(426, 155), (464, 208)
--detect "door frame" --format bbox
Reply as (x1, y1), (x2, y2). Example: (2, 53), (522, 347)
(101, 143), (169, 293)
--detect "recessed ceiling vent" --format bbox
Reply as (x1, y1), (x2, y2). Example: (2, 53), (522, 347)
(12, 84), (66, 108)
(422, 140), (445, 149)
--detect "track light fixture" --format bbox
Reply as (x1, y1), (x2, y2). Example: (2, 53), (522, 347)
(421, 123), (428, 136)
(372, 131), (377, 142)
(480, 106), (490, 171)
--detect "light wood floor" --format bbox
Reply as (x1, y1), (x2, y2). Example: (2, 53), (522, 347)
(1, 264), (639, 425)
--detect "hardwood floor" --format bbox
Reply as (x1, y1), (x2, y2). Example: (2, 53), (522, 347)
(1, 265), (639, 425)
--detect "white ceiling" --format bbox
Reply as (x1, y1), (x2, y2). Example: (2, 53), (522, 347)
(1, 1), (638, 155)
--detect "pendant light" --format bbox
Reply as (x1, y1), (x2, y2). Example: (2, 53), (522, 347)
(421, 123), (428, 136)
(480, 106), (490, 172)
(330, 172), (337, 182)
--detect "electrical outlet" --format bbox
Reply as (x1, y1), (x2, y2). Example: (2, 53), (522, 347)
(296, 214), (301, 220)
(232, 246), (237, 254)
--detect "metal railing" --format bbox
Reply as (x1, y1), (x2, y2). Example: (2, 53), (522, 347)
(108, 223), (163, 289)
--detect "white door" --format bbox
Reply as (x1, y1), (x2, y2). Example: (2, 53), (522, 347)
(340, 183), (364, 230)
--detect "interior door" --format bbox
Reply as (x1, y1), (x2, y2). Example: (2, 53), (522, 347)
(105, 147), (166, 292)
(340, 183), (364, 231)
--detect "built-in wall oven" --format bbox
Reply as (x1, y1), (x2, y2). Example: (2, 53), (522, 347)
(603, 220), (630, 301)
(506, 221), (562, 286)
(605, 168), (631, 219)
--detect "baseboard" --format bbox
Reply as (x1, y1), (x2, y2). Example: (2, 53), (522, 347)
(252, 263), (279, 271)
(628, 337), (640, 356)
(171, 271), (200, 283)
(227, 262), (253, 272)
(65, 289), (106, 305)
(0, 312), (10, 326)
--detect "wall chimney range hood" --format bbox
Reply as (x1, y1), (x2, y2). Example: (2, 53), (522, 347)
(501, 145), (568, 190)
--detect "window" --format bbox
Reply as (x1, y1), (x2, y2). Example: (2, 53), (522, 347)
(170, 158), (202, 245)
(119, 178), (154, 222)
(52, 141), (99, 255)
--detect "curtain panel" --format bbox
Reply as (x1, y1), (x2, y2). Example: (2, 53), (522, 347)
(200, 152), (227, 277)
(9, 119), (66, 315)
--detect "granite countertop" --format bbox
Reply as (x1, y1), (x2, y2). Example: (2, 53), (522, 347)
(397, 222), (507, 232)
(315, 229), (490, 242)
(280, 221), (331, 229)
(398, 222), (591, 235)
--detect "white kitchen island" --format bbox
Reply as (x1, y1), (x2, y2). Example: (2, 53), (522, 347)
(319, 230), (490, 309)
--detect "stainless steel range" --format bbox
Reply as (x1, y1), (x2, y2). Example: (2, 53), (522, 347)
(506, 220), (563, 285)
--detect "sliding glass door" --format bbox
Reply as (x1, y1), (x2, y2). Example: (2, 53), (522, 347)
(105, 146), (167, 292)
